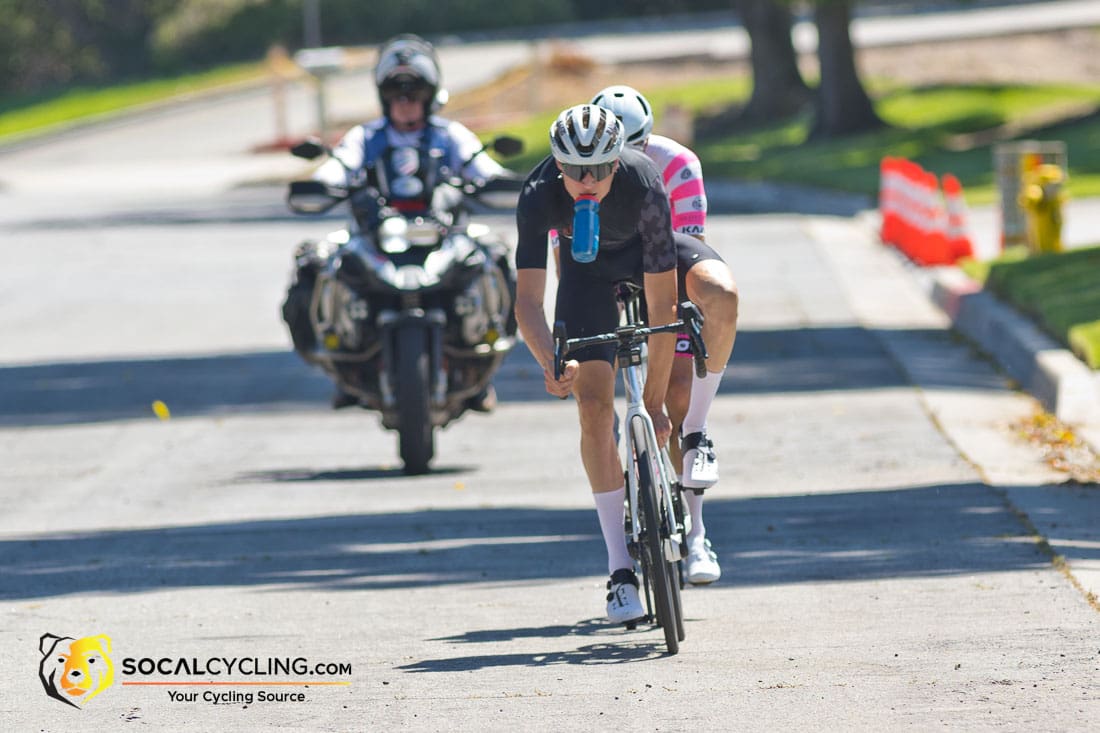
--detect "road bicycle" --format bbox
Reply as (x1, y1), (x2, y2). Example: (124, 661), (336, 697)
(553, 283), (708, 655)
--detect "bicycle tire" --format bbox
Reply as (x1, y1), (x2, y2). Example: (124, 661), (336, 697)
(670, 558), (685, 642)
(637, 449), (679, 655)
(668, 487), (686, 642)
(661, 488), (686, 643)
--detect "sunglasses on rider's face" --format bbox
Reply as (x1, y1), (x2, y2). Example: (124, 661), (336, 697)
(381, 83), (433, 104)
(559, 161), (616, 182)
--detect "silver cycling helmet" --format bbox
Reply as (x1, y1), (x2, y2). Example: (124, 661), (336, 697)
(590, 85), (654, 146)
(374, 34), (445, 116)
(549, 104), (624, 166)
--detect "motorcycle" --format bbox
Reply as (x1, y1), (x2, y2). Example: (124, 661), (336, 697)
(281, 134), (525, 474)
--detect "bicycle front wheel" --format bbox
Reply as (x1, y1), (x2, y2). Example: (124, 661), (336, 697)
(637, 449), (680, 655)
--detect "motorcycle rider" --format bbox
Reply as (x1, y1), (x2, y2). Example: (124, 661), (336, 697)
(515, 104), (734, 624)
(282, 33), (511, 411)
(589, 85), (738, 586)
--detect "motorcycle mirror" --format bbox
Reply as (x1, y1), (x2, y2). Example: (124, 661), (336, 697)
(287, 180), (342, 214)
(290, 139), (327, 160)
(491, 135), (524, 157)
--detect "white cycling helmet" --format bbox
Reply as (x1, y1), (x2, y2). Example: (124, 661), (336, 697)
(591, 85), (654, 146)
(549, 104), (624, 166)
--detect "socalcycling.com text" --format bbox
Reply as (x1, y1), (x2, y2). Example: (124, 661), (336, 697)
(121, 656), (351, 677)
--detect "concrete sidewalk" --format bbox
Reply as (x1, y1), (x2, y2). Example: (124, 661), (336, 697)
(885, 200), (1100, 452)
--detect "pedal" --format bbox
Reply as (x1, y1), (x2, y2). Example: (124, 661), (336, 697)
(664, 537), (684, 563)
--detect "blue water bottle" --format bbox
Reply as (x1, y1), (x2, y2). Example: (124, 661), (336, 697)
(571, 195), (600, 263)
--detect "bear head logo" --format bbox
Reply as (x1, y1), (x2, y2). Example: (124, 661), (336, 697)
(39, 633), (114, 708)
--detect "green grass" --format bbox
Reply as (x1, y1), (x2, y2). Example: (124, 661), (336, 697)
(0, 63), (266, 142)
(695, 82), (1100, 205)
(979, 245), (1100, 368)
(491, 77), (1100, 208)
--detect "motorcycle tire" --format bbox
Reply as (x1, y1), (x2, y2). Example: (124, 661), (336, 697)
(281, 278), (316, 355)
(395, 325), (434, 475)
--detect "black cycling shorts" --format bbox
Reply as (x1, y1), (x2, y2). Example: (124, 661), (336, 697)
(555, 232), (723, 364)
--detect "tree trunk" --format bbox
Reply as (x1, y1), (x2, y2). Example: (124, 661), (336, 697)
(811, 0), (884, 138)
(736, 0), (812, 123)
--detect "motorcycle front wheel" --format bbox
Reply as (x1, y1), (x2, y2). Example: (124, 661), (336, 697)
(395, 325), (435, 475)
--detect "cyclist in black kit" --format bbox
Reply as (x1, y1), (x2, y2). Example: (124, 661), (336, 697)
(514, 104), (726, 624)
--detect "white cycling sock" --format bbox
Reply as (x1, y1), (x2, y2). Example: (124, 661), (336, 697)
(593, 487), (632, 574)
(685, 490), (705, 548)
(682, 370), (723, 436)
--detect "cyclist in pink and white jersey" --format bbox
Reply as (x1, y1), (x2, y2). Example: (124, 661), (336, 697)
(591, 85), (739, 585)
(627, 131), (707, 239)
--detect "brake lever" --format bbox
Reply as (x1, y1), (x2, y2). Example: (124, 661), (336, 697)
(552, 321), (569, 400)
(679, 302), (709, 378)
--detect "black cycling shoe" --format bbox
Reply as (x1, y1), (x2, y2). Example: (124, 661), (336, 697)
(466, 384), (497, 413)
(331, 387), (358, 410)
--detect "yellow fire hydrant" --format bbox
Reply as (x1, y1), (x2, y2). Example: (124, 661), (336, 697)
(1018, 163), (1067, 254)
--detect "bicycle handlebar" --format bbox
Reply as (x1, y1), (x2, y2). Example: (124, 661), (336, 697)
(552, 300), (709, 385)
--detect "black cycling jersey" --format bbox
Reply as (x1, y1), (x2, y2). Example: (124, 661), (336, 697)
(515, 147), (677, 274)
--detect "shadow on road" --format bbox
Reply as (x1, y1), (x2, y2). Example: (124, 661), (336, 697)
(0, 483), (1053, 603)
(238, 465), (474, 482)
(428, 618), (608, 644)
(0, 326), (1004, 427)
(397, 640), (667, 671)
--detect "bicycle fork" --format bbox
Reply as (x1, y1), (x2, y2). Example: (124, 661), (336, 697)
(621, 367), (685, 566)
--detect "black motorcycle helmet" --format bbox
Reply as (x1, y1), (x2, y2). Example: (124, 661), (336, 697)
(374, 34), (445, 120)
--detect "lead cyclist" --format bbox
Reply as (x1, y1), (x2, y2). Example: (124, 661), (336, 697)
(590, 85), (739, 585)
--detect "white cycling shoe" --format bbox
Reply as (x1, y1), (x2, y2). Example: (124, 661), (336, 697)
(681, 431), (718, 489)
(606, 568), (645, 624)
(686, 539), (721, 585)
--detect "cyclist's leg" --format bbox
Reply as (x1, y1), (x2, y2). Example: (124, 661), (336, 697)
(556, 262), (644, 620)
(675, 233), (738, 478)
(682, 254), (737, 486)
(575, 363), (644, 620)
(665, 346), (694, 469)
(675, 233), (738, 382)
(675, 235), (738, 584)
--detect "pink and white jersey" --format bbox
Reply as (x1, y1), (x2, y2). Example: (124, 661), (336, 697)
(643, 134), (706, 238)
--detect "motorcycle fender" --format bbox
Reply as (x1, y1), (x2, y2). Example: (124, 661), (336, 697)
(377, 310), (447, 415)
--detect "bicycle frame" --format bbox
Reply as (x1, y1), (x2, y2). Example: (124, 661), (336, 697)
(553, 287), (707, 653)
(617, 287), (691, 566)
(619, 339), (684, 568)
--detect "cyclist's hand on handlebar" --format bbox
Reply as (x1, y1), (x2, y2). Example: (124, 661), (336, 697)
(544, 359), (578, 398)
(648, 406), (672, 449)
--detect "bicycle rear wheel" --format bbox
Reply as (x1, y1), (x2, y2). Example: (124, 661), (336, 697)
(637, 449), (680, 655)
(668, 488), (686, 642)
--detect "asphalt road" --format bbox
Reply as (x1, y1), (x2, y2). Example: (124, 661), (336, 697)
(2, 182), (1098, 729)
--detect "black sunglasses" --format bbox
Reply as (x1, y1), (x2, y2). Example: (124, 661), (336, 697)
(380, 83), (433, 104)
(559, 161), (616, 182)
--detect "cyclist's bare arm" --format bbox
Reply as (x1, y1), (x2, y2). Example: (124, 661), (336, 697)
(516, 267), (576, 397)
(641, 268), (678, 446)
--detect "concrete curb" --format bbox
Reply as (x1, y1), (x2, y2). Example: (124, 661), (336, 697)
(923, 265), (1100, 428)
